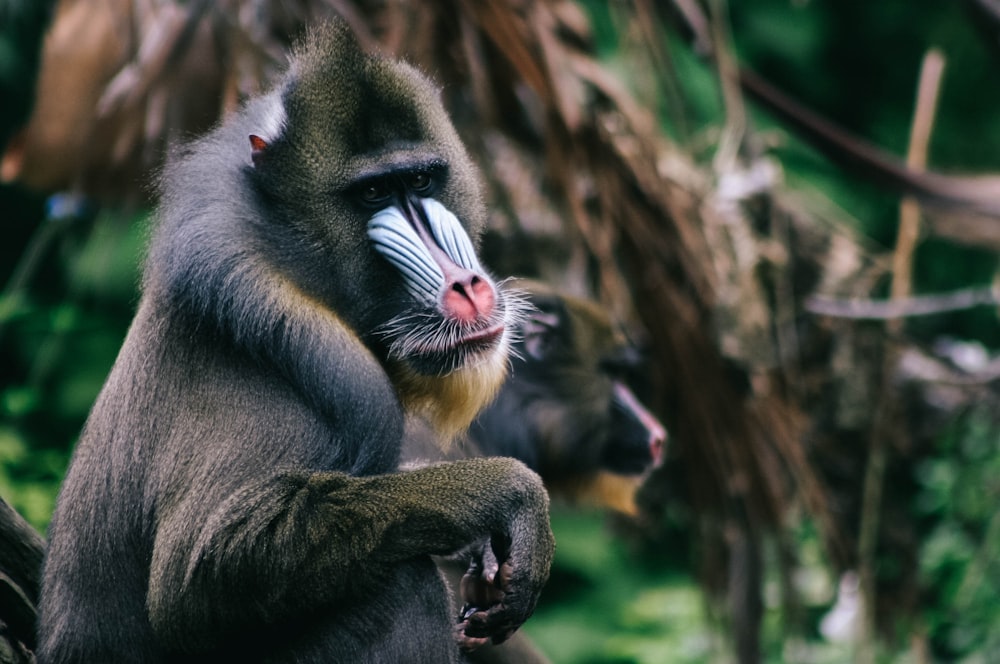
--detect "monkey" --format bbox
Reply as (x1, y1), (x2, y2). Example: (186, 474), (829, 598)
(36, 22), (554, 664)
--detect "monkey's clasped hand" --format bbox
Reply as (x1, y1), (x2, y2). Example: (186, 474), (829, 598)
(457, 535), (533, 651)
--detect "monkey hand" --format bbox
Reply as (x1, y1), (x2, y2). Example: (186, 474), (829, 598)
(455, 541), (508, 650)
(456, 511), (554, 651)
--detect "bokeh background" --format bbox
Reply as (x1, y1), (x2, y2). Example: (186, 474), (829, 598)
(2, 1), (1000, 662)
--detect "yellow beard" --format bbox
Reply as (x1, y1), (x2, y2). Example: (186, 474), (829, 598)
(391, 339), (510, 447)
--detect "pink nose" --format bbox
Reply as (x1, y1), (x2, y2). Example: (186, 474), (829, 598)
(648, 422), (667, 467)
(442, 271), (496, 323)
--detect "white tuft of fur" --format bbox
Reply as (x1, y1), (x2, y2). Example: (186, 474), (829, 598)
(257, 95), (288, 142)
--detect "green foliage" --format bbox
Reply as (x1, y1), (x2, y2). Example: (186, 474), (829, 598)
(733, 0), (1000, 344)
(0, 424), (62, 530)
(525, 507), (718, 664)
(555, 2), (1000, 662)
(915, 411), (1000, 660)
(0, 207), (145, 531)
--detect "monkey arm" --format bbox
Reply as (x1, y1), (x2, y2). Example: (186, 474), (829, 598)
(146, 457), (554, 651)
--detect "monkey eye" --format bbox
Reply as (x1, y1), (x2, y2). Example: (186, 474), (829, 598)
(358, 179), (392, 207)
(521, 311), (561, 361)
(408, 172), (434, 195)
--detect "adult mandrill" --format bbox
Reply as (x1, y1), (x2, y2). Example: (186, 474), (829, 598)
(37, 23), (554, 664)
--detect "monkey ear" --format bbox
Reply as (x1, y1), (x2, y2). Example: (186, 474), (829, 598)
(249, 135), (268, 168)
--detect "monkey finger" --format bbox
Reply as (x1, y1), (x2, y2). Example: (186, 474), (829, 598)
(480, 541), (500, 583)
(459, 603), (478, 622)
(460, 580), (490, 608)
(461, 605), (522, 645)
(454, 620), (491, 652)
(495, 559), (514, 589)
(460, 570), (505, 607)
(461, 548), (507, 606)
(461, 557), (483, 581)
(459, 607), (493, 638)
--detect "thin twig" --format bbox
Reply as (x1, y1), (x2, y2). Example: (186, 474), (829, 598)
(891, 50), (946, 309)
(806, 286), (997, 320)
(707, 0), (745, 174)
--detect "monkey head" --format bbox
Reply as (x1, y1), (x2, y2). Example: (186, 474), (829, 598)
(237, 24), (519, 439)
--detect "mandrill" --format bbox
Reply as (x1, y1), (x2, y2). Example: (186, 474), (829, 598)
(37, 22), (554, 664)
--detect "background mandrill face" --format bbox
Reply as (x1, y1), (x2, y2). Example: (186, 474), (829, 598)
(471, 282), (666, 481)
